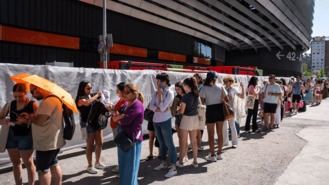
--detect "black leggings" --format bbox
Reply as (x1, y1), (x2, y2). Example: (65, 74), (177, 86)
(245, 100), (259, 132)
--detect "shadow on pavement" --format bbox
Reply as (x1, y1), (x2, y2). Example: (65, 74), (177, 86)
(63, 143), (211, 185)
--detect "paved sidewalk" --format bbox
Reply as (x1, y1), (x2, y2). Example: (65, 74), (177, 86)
(275, 99), (329, 185)
(0, 99), (328, 185)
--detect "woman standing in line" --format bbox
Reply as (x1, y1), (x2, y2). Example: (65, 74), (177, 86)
(109, 82), (127, 172)
(193, 73), (205, 151)
(223, 76), (244, 148)
(0, 83), (37, 185)
(112, 83), (144, 185)
(76, 81), (105, 174)
(170, 82), (186, 162)
(176, 77), (200, 167)
(245, 77), (260, 133)
(200, 72), (227, 161)
(304, 79), (313, 105)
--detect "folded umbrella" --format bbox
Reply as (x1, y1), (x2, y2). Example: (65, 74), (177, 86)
(11, 74), (78, 113)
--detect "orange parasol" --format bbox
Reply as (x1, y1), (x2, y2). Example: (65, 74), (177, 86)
(11, 74), (78, 112)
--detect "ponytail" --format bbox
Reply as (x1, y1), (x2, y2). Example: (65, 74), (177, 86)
(137, 92), (144, 103)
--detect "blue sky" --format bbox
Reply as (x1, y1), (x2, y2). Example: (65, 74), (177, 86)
(312, 0), (329, 36)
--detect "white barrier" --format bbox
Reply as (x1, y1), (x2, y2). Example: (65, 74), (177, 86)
(0, 63), (270, 167)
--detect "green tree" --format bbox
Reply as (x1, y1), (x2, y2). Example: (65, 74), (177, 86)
(316, 69), (325, 78)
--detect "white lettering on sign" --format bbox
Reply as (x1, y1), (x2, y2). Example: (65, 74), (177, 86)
(276, 51), (300, 62)
(276, 51), (284, 60)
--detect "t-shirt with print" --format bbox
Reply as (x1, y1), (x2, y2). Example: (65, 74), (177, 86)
(181, 92), (198, 116)
(262, 83), (283, 104)
(200, 84), (227, 106)
(32, 97), (65, 151)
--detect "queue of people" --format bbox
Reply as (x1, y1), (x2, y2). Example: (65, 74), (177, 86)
(0, 72), (327, 185)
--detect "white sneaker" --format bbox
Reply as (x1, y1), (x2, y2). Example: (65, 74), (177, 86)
(154, 162), (168, 171)
(216, 154), (223, 160)
(192, 161), (198, 168)
(183, 156), (189, 163)
(232, 145), (238, 148)
(164, 165), (177, 178)
(87, 166), (98, 174)
(95, 163), (106, 170)
(205, 154), (217, 162)
(176, 161), (184, 168)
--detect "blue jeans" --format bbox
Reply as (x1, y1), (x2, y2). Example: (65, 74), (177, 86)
(118, 141), (142, 185)
(154, 119), (177, 164)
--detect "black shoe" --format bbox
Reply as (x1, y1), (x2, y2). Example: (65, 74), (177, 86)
(146, 155), (154, 161)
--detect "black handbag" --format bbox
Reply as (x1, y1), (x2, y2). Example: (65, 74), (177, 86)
(144, 108), (154, 122)
(114, 130), (134, 152)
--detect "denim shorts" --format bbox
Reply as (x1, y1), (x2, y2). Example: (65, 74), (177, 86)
(81, 121), (101, 134)
(6, 127), (33, 150)
(35, 149), (60, 172)
(86, 125), (101, 134)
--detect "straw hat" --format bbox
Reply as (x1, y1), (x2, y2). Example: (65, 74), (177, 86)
(223, 76), (234, 82)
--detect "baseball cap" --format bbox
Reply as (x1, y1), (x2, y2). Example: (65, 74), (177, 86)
(206, 71), (217, 79)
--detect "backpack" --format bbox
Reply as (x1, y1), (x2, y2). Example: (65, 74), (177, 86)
(47, 95), (76, 140)
(87, 101), (110, 130)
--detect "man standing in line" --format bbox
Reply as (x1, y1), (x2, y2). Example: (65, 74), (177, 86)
(262, 75), (283, 130)
(292, 76), (303, 113)
(25, 85), (65, 185)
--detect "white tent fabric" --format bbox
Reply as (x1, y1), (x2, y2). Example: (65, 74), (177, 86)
(0, 63), (279, 167)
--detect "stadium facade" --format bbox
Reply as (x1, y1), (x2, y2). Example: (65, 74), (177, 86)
(0, 0), (314, 76)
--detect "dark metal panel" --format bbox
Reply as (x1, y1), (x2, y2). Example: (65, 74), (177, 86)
(0, 0), (8, 24)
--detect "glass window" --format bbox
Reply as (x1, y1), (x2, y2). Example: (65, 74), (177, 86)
(194, 41), (212, 59)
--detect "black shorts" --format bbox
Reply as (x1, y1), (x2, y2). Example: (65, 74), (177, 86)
(292, 95), (302, 103)
(35, 149), (60, 172)
(264, 103), (277, 114)
(147, 121), (154, 132)
(206, 103), (224, 123)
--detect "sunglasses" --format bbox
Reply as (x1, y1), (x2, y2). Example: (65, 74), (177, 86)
(30, 88), (37, 94)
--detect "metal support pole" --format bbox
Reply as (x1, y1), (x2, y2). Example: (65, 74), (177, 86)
(102, 0), (108, 69)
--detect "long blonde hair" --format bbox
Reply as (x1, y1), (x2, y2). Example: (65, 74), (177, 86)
(125, 83), (144, 103)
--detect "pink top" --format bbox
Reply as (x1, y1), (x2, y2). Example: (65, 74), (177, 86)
(247, 85), (259, 99)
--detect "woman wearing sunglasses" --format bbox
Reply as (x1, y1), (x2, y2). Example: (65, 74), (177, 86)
(0, 83), (37, 185)
(75, 81), (104, 174)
